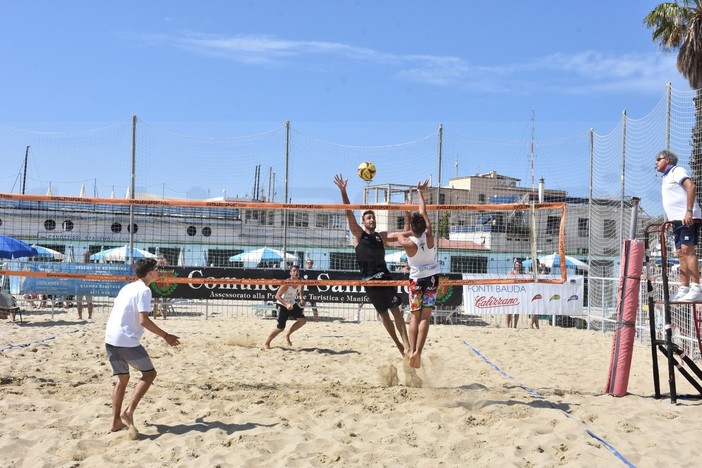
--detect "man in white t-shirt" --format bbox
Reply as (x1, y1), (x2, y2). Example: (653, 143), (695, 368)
(657, 149), (702, 302)
(105, 258), (181, 436)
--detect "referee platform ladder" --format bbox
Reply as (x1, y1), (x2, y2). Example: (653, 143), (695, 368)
(645, 221), (702, 404)
(647, 285), (702, 404)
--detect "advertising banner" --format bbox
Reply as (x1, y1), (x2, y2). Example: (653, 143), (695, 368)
(152, 267), (463, 306)
(462, 275), (584, 315)
(15, 261), (131, 296)
(8, 263), (464, 306)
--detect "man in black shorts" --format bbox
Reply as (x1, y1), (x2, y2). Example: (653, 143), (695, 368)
(334, 174), (409, 356)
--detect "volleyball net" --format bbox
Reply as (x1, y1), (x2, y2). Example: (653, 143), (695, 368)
(0, 193), (570, 295)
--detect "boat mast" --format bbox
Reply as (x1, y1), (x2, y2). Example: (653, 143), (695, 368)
(22, 146), (30, 194)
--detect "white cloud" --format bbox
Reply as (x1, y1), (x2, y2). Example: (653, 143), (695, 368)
(145, 32), (688, 94)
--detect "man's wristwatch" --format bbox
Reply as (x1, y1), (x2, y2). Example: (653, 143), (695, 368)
(687, 208), (694, 213)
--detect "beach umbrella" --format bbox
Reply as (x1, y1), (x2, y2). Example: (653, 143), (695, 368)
(384, 250), (407, 263)
(177, 247), (186, 266)
(30, 245), (65, 260)
(90, 245), (157, 262)
(0, 235), (38, 259)
(228, 247), (298, 267)
(523, 253), (589, 270)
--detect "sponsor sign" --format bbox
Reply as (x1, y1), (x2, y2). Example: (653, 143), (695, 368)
(14, 261), (131, 296)
(462, 275), (584, 315)
(8, 264), (464, 306)
(152, 267), (463, 305)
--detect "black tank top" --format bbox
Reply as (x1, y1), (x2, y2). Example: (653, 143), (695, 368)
(355, 231), (390, 279)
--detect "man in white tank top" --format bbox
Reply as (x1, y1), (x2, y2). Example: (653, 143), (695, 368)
(263, 265), (307, 349)
(396, 180), (440, 368)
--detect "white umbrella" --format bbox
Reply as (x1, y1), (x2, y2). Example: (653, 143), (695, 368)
(31, 245), (65, 260)
(523, 253), (588, 270)
(384, 250), (407, 263)
(90, 245), (157, 262)
(229, 247), (298, 268)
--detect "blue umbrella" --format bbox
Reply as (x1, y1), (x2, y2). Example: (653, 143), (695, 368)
(0, 235), (38, 259)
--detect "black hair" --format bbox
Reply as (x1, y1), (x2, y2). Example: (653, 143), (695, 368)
(135, 258), (157, 278)
(410, 213), (426, 235)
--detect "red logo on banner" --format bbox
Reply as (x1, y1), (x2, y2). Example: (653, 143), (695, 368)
(474, 295), (520, 308)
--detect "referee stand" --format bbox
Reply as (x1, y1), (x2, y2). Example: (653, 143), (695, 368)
(645, 222), (702, 404)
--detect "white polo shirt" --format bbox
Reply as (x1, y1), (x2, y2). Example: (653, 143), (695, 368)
(662, 165), (701, 221)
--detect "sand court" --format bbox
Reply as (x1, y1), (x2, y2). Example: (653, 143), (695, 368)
(1, 311), (701, 466)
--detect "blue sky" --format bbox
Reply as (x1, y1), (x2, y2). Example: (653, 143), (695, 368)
(0, 1), (690, 200)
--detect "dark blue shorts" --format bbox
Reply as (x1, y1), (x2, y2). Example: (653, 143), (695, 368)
(672, 221), (700, 249)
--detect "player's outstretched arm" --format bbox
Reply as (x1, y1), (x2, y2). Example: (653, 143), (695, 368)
(417, 179), (434, 241)
(334, 174), (363, 240)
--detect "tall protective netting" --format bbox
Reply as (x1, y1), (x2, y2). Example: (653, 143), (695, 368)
(0, 84), (701, 341)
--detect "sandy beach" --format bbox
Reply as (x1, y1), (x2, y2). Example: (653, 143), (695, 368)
(1, 310), (700, 467)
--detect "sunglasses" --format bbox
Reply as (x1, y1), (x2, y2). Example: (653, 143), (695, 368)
(656, 157), (666, 161)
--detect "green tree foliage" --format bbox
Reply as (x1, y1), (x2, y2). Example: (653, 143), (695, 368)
(645, 1), (702, 204)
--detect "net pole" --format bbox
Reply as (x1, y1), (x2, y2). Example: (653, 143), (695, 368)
(129, 114), (137, 267)
(435, 124), (443, 233)
(588, 128), (594, 326)
(282, 120), (290, 268)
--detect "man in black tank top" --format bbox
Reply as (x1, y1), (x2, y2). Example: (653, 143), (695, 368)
(335, 174), (409, 357)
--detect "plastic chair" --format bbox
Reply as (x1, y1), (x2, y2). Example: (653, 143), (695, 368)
(0, 292), (21, 322)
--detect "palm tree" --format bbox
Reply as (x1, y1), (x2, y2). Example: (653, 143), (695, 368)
(644, 1), (702, 202)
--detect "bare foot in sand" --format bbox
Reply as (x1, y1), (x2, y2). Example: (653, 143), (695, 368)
(409, 352), (421, 369)
(120, 410), (139, 439)
(285, 335), (293, 346)
(110, 422), (127, 432)
(263, 342), (271, 350)
(127, 424), (139, 440)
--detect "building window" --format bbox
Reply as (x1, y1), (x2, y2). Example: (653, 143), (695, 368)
(202, 227), (212, 237)
(546, 216), (560, 235)
(244, 210), (260, 223)
(44, 219), (56, 231)
(186, 226), (197, 236)
(578, 218), (589, 237)
(603, 219), (616, 238)
(478, 194), (486, 203)
(62, 220), (74, 231)
(111, 222), (122, 233)
(287, 211), (309, 227)
(439, 193), (446, 204)
(316, 214), (329, 228)
(127, 223), (138, 234)
(264, 211), (275, 226)
(396, 216), (405, 230)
